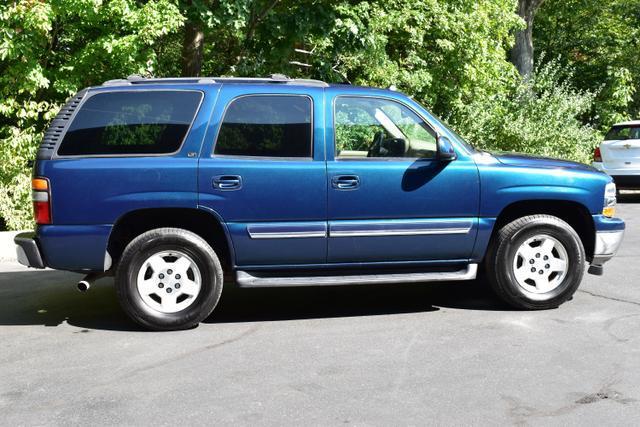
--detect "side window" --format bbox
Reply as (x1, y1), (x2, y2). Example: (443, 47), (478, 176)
(334, 97), (437, 159)
(214, 95), (312, 157)
(58, 91), (202, 156)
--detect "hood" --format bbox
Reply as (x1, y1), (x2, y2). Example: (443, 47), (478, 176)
(490, 152), (598, 172)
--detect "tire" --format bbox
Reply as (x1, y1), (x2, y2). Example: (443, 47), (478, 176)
(115, 228), (223, 331)
(485, 215), (585, 310)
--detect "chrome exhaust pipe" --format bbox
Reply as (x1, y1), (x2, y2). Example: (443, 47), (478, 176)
(77, 272), (105, 292)
(77, 279), (91, 292)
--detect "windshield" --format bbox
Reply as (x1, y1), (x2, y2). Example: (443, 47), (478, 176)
(605, 125), (640, 141)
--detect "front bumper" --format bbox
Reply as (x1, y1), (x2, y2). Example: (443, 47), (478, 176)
(594, 229), (625, 258)
(588, 215), (625, 274)
(14, 232), (46, 269)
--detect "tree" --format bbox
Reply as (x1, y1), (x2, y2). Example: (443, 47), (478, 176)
(0, 0), (184, 229)
(181, 0), (204, 76)
(534, 0), (640, 127)
(510, 0), (544, 78)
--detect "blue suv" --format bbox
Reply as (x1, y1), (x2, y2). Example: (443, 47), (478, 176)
(14, 75), (625, 330)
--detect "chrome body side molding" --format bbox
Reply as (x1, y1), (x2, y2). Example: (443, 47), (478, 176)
(329, 219), (473, 238)
(247, 222), (327, 239)
(247, 219), (474, 239)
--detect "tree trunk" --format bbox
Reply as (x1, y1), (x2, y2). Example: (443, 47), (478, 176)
(510, 0), (544, 79)
(181, 18), (204, 77)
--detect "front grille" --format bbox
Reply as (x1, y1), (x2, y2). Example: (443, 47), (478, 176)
(37, 89), (88, 160)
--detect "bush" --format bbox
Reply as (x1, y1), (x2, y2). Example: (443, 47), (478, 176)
(453, 60), (601, 164)
(0, 124), (47, 231)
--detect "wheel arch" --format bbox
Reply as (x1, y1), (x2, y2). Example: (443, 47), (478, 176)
(107, 207), (234, 270)
(490, 200), (595, 260)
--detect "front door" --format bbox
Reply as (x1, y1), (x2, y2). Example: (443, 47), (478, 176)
(325, 92), (480, 264)
(198, 86), (327, 267)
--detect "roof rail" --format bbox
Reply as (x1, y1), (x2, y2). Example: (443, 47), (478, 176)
(102, 74), (328, 87)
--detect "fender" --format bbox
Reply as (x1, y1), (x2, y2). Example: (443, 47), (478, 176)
(196, 205), (237, 268)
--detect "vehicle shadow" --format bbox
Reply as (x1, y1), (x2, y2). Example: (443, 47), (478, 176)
(206, 279), (512, 325)
(0, 268), (513, 332)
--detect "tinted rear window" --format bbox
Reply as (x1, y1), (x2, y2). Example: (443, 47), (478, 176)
(214, 95), (312, 157)
(57, 90), (202, 156)
(605, 125), (640, 141)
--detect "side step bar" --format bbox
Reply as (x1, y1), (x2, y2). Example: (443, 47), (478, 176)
(236, 264), (478, 288)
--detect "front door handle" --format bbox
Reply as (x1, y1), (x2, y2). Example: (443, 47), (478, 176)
(213, 175), (242, 190)
(332, 175), (360, 190)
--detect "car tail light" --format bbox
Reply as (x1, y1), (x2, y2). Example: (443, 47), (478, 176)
(594, 146), (602, 162)
(32, 178), (51, 225)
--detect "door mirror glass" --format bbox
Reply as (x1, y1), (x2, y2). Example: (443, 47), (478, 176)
(437, 135), (457, 161)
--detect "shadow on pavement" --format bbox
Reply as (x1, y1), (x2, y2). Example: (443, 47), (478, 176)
(206, 279), (513, 325)
(0, 268), (512, 332)
(0, 269), (140, 332)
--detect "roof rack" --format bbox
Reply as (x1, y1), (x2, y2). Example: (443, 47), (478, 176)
(102, 74), (328, 88)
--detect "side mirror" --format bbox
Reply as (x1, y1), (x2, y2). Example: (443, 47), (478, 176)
(437, 135), (457, 161)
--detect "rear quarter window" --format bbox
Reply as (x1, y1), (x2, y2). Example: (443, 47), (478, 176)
(57, 90), (203, 156)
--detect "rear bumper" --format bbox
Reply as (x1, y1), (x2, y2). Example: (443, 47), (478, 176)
(14, 232), (46, 269)
(591, 162), (640, 188)
(14, 225), (112, 272)
(611, 175), (640, 188)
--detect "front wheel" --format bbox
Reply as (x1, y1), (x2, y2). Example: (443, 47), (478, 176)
(115, 228), (223, 331)
(485, 215), (585, 310)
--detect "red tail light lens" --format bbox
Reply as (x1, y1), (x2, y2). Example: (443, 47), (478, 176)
(33, 201), (51, 224)
(594, 146), (602, 162)
(32, 178), (51, 225)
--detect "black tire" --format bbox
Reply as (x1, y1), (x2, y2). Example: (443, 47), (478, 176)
(485, 215), (585, 310)
(115, 228), (223, 331)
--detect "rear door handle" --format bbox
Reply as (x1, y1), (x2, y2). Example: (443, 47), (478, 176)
(213, 175), (242, 190)
(332, 175), (360, 190)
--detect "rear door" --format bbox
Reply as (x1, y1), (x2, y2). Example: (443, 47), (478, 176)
(325, 89), (480, 264)
(198, 85), (327, 267)
(601, 125), (640, 169)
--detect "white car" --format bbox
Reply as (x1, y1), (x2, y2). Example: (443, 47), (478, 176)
(593, 120), (640, 189)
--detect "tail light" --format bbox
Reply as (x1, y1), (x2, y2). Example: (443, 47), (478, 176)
(32, 178), (51, 224)
(594, 146), (602, 162)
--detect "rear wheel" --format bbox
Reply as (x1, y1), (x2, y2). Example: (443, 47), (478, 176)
(115, 228), (223, 331)
(485, 215), (585, 309)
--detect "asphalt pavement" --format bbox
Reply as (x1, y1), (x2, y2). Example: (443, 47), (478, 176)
(1, 197), (640, 425)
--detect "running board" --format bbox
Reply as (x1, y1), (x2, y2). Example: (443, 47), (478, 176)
(235, 264), (478, 288)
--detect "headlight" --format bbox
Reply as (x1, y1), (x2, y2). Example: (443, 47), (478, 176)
(603, 182), (617, 217)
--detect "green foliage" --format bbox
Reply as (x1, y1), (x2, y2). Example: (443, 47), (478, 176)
(535, 0), (640, 129)
(455, 60), (600, 163)
(305, 0), (523, 116)
(0, 0), (184, 230)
